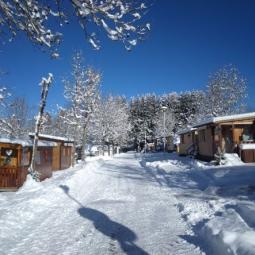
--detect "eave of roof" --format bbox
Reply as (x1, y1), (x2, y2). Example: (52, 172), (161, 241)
(29, 133), (74, 143)
(193, 112), (255, 128)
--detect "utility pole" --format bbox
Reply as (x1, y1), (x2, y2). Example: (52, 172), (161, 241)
(161, 106), (167, 152)
(144, 127), (147, 153)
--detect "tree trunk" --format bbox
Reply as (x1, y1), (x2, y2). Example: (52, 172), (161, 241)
(80, 126), (87, 161)
(108, 144), (110, 156)
(80, 115), (91, 161)
(29, 74), (53, 181)
(102, 141), (105, 156)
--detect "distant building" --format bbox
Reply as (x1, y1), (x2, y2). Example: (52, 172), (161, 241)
(178, 112), (255, 162)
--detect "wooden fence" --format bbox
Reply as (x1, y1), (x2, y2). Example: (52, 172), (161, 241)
(0, 167), (28, 190)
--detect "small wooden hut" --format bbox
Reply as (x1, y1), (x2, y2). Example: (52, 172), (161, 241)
(29, 134), (74, 171)
(0, 138), (57, 190)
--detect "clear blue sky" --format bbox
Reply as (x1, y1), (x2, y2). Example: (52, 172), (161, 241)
(1, 0), (255, 112)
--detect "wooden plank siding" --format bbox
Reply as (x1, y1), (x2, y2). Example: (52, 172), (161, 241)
(179, 133), (193, 155)
(197, 126), (215, 161)
(241, 150), (255, 163)
(52, 146), (61, 171)
(61, 146), (72, 170)
(0, 167), (28, 190)
(35, 147), (53, 181)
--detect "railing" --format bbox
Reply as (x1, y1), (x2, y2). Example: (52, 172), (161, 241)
(0, 166), (28, 189)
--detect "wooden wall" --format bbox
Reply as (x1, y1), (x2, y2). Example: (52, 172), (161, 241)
(197, 127), (214, 159)
(179, 133), (194, 155)
(241, 149), (255, 163)
(52, 145), (61, 171)
(61, 146), (72, 170)
(35, 147), (53, 181)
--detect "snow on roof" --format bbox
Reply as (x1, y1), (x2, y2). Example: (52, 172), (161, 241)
(194, 112), (255, 127)
(0, 138), (31, 147)
(37, 141), (58, 147)
(0, 137), (57, 147)
(29, 133), (74, 143)
(177, 127), (197, 135)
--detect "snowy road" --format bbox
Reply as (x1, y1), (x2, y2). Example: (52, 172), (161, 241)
(0, 152), (202, 255)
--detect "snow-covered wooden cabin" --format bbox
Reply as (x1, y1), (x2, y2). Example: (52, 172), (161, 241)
(193, 112), (255, 162)
(29, 134), (74, 171)
(0, 138), (56, 191)
(178, 128), (198, 156)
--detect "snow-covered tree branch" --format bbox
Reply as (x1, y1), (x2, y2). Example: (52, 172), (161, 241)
(61, 52), (100, 160)
(0, 0), (150, 53)
(205, 65), (247, 117)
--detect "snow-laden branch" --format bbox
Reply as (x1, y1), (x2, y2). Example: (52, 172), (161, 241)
(0, 0), (150, 52)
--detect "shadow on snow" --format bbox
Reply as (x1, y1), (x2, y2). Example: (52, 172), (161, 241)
(59, 184), (149, 255)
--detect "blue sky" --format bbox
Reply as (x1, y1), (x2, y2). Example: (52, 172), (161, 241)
(1, 0), (255, 112)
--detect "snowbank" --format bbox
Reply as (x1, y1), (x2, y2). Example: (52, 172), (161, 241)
(200, 209), (255, 255)
(142, 152), (255, 255)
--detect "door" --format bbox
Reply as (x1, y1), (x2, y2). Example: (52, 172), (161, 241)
(222, 126), (233, 153)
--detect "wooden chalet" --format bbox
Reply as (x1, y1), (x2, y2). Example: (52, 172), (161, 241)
(178, 112), (255, 162)
(29, 133), (74, 171)
(0, 134), (74, 191)
(0, 138), (56, 191)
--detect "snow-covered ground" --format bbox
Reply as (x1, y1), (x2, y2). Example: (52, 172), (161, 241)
(0, 152), (255, 255)
(144, 153), (255, 255)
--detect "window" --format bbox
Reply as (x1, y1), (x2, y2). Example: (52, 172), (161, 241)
(242, 126), (254, 142)
(0, 148), (17, 167)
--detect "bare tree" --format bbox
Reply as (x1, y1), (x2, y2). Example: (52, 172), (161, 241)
(29, 73), (53, 180)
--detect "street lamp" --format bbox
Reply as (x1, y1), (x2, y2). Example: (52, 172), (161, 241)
(161, 106), (167, 152)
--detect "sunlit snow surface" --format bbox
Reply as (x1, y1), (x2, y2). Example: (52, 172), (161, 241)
(1, 152), (255, 255)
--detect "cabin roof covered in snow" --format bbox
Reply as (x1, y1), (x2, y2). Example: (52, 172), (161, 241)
(0, 138), (31, 147)
(193, 112), (255, 127)
(29, 133), (74, 143)
(177, 127), (197, 135)
(0, 137), (58, 147)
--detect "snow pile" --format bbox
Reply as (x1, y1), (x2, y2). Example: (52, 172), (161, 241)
(0, 159), (106, 255)
(223, 153), (245, 166)
(200, 209), (255, 255)
(143, 152), (255, 255)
